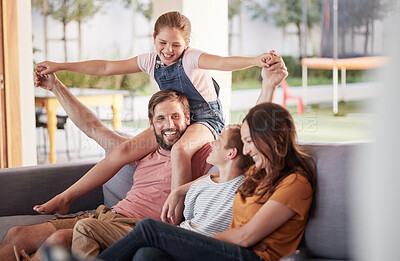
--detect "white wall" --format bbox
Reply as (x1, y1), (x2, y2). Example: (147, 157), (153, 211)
(352, 11), (400, 260)
(18, 0), (37, 166)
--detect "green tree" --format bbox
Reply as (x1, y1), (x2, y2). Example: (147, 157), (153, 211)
(32, 0), (107, 61)
(119, 0), (153, 21)
(339, 0), (396, 55)
(228, 0), (243, 55)
(246, 0), (321, 57)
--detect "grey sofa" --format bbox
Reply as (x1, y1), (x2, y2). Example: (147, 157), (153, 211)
(0, 142), (363, 260)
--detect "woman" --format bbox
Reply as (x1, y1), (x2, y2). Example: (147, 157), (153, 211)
(97, 102), (316, 261)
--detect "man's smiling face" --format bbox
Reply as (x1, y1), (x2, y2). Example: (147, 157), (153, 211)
(150, 99), (190, 150)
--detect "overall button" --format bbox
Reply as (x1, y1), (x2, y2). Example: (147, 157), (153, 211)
(210, 111), (215, 115)
(156, 64), (160, 69)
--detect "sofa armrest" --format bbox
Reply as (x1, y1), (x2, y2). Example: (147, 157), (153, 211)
(0, 160), (103, 217)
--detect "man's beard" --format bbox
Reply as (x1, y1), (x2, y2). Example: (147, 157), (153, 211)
(154, 128), (185, 150)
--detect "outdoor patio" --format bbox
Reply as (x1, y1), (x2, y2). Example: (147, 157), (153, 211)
(36, 81), (376, 165)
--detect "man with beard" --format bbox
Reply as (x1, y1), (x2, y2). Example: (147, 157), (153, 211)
(0, 73), (212, 261)
(1, 51), (287, 260)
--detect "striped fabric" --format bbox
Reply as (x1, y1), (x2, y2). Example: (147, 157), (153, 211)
(179, 175), (245, 236)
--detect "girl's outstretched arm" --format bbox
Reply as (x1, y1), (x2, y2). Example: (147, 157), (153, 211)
(36, 56), (142, 76)
(198, 52), (272, 71)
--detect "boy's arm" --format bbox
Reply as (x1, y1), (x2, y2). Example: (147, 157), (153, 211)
(198, 52), (271, 71)
(34, 71), (128, 153)
(36, 56), (142, 76)
(161, 173), (214, 224)
(256, 51), (288, 105)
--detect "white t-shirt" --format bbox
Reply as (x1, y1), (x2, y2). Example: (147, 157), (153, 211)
(137, 47), (218, 102)
(179, 174), (245, 236)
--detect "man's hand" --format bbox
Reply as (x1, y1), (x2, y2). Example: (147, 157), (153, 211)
(262, 50), (288, 88)
(33, 194), (71, 215)
(256, 51), (288, 104)
(33, 66), (57, 92)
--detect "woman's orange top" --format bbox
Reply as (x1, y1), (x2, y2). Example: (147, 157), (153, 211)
(229, 173), (313, 261)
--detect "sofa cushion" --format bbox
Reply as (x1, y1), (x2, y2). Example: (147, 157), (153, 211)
(0, 215), (55, 243)
(103, 164), (135, 208)
(0, 161), (101, 217)
(300, 142), (365, 260)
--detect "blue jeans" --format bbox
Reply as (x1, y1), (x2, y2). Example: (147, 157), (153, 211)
(98, 218), (262, 261)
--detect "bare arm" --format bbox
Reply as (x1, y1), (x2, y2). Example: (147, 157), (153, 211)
(212, 200), (295, 247)
(198, 52), (272, 71)
(36, 56), (141, 76)
(161, 173), (215, 224)
(33, 141), (148, 214)
(256, 51), (288, 105)
(34, 71), (128, 153)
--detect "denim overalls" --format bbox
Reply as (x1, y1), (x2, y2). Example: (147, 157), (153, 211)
(154, 53), (225, 138)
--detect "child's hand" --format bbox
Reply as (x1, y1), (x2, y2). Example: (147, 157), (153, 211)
(161, 190), (181, 225)
(35, 61), (59, 75)
(256, 53), (273, 67)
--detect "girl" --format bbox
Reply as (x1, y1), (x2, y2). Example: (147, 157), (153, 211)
(35, 11), (273, 191)
(97, 102), (316, 261)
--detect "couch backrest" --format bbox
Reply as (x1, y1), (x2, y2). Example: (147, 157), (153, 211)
(103, 141), (363, 260)
(300, 142), (366, 260)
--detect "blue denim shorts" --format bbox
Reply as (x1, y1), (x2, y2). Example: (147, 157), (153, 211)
(190, 100), (225, 138)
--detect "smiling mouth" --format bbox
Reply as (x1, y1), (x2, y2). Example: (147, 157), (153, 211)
(162, 53), (174, 59)
(163, 130), (177, 137)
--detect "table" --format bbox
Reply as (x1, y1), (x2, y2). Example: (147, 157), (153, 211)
(35, 88), (129, 164)
(301, 56), (387, 114)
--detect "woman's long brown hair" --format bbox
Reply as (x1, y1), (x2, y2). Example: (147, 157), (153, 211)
(237, 103), (316, 202)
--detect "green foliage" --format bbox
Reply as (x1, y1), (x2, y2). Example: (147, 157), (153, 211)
(228, 0), (242, 20)
(118, 0), (153, 21)
(56, 71), (91, 88)
(244, 0), (321, 56)
(55, 71), (150, 92)
(281, 55), (301, 77)
(120, 72), (150, 93)
(232, 55), (371, 90)
(245, 0), (321, 27)
(232, 67), (261, 83)
(137, 1), (153, 21)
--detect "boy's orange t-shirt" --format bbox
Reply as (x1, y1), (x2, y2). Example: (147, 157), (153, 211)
(228, 173), (313, 261)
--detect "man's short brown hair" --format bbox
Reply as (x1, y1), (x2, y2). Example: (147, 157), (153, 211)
(148, 89), (190, 120)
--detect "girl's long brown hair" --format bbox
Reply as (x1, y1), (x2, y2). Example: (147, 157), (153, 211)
(154, 11), (191, 44)
(237, 103), (316, 202)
